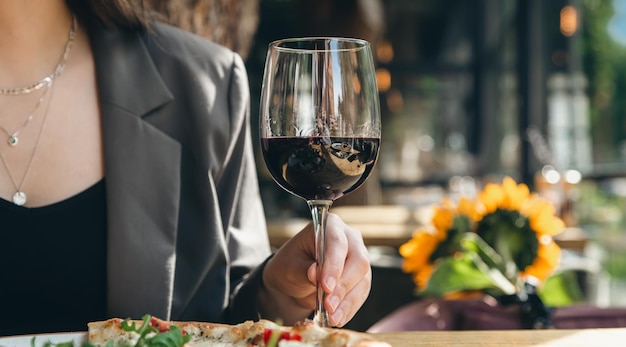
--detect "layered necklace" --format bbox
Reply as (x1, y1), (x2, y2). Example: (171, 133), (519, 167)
(0, 15), (77, 206)
(0, 15), (76, 96)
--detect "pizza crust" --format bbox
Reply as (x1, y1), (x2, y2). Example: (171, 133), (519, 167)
(87, 317), (390, 347)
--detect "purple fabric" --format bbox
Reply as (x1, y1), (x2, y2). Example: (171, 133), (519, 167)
(368, 298), (626, 332)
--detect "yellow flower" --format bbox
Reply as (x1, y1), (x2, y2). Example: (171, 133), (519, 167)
(476, 177), (564, 282)
(400, 176), (565, 296)
(478, 176), (530, 213)
(399, 228), (440, 275)
(431, 199), (456, 233)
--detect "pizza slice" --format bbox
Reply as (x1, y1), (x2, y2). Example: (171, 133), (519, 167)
(87, 315), (390, 347)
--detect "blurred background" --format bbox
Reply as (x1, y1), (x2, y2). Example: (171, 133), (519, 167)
(154, 0), (626, 331)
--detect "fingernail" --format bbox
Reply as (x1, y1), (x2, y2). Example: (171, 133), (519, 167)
(326, 276), (337, 291)
(331, 308), (344, 326)
(328, 295), (340, 311)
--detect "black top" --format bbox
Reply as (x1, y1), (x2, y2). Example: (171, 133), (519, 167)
(0, 179), (108, 336)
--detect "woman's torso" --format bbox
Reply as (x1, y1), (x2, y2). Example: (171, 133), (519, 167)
(0, 20), (107, 335)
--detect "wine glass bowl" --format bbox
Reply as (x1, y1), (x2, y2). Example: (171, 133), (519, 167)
(259, 37), (381, 327)
(261, 136), (379, 201)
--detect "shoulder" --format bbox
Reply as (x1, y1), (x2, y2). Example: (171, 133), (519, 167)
(143, 21), (246, 78)
(138, 21), (250, 109)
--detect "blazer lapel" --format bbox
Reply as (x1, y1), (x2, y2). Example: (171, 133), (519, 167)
(89, 25), (181, 319)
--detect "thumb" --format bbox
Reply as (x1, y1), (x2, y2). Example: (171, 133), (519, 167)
(307, 262), (317, 286)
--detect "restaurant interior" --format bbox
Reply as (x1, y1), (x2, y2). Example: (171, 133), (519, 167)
(239, 0), (626, 333)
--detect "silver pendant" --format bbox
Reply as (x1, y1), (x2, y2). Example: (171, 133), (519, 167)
(8, 135), (18, 146)
(13, 191), (26, 206)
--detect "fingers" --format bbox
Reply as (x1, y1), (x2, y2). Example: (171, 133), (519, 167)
(319, 214), (350, 293)
(329, 267), (372, 327)
(321, 214), (372, 327)
(263, 213), (372, 326)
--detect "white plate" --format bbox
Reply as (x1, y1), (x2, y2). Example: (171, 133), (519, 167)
(0, 332), (86, 347)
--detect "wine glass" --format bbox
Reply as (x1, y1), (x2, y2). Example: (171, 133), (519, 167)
(259, 37), (381, 327)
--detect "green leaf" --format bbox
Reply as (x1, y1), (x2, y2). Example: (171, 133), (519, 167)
(461, 234), (505, 271)
(147, 326), (190, 347)
(462, 232), (519, 282)
(539, 270), (586, 307)
(420, 253), (502, 297)
(21, 315), (190, 347)
(467, 252), (517, 295)
(121, 315), (153, 335)
(117, 315), (190, 347)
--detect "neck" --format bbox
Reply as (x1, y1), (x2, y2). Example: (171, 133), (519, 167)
(0, 1), (75, 87)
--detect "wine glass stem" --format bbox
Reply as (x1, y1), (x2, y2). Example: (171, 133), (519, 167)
(308, 199), (333, 327)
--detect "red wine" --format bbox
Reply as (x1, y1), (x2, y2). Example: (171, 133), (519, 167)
(261, 136), (380, 201)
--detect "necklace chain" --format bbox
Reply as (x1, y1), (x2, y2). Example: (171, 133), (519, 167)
(0, 15), (77, 96)
(0, 80), (55, 206)
(0, 83), (51, 147)
(0, 15), (76, 206)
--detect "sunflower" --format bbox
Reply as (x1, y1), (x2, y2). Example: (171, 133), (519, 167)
(475, 177), (564, 283)
(400, 176), (565, 297)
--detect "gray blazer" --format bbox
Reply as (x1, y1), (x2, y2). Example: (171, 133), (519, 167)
(88, 21), (271, 323)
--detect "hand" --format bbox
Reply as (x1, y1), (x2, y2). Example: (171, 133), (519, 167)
(259, 213), (372, 327)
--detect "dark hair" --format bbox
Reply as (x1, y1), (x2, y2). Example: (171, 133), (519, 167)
(65, 0), (260, 59)
(65, 0), (152, 30)
(143, 0), (259, 59)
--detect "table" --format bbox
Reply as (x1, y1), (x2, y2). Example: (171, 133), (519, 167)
(266, 206), (589, 252)
(267, 205), (428, 248)
(267, 218), (417, 248)
(370, 328), (626, 346)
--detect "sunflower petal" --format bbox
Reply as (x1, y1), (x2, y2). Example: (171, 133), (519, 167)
(522, 238), (562, 282)
(501, 176), (530, 210)
(478, 182), (505, 213)
(458, 197), (482, 222)
(400, 229), (440, 273)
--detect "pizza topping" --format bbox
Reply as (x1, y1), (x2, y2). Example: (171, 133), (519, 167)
(118, 315), (191, 347)
(148, 316), (188, 336)
(86, 316), (389, 347)
(264, 329), (281, 347)
(263, 328), (302, 345)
